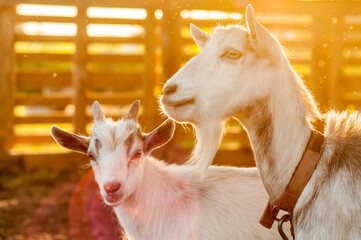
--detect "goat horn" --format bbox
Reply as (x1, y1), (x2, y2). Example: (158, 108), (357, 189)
(124, 100), (140, 122)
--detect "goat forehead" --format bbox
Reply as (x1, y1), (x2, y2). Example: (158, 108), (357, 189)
(213, 25), (248, 36)
(211, 25), (249, 51)
(92, 119), (140, 150)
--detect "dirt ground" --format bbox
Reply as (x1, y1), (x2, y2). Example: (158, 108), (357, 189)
(0, 142), (188, 240)
(0, 169), (124, 240)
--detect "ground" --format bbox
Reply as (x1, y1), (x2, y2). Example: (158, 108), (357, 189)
(0, 169), (123, 240)
(0, 142), (188, 240)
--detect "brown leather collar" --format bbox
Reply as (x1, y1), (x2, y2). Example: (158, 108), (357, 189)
(260, 129), (325, 229)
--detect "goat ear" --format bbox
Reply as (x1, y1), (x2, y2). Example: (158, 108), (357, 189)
(92, 101), (106, 123)
(190, 24), (210, 50)
(246, 4), (281, 59)
(50, 125), (89, 154)
(142, 119), (175, 155)
(124, 100), (140, 122)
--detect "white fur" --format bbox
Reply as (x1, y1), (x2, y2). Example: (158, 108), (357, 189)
(161, 4), (361, 239)
(51, 102), (284, 240)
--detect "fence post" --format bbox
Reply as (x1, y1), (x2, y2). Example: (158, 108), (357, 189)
(161, 2), (182, 82)
(310, 5), (330, 111)
(72, 5), (88, 134)
(327, 2), (345, 109)
(0, 2), (16, 158)
(143, 5), (157, 128)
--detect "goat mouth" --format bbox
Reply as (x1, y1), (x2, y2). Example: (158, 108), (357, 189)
(104, 194), (122, 206)
(162, 97), (195, 108)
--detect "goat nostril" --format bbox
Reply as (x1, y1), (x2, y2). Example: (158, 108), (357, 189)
(163, 84), (177, 95)
(104, 182), (121, 193)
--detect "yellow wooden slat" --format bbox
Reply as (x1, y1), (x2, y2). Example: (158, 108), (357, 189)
(86, 90), (144, 104)
(87, 36), (144, 43)
(17, 72), (71, 89)
(87, 54), (143, 62)
(14, 115), (71, 124)
(15, 94), (71, 106)
(17, 53), (73, 61)
(16, 15), (76, 23)
(16, 34), (75, 42)
(86, 18), (145, 25)
(13, 135), (55, 144)
(87, 72), (142, 89)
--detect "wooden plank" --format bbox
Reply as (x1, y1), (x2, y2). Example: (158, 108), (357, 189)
(328, 8), (346, 108)
(86, 90), (144, 104)
(17, 53), (73, 62)
(87, 54), (143, 62)
(22, 152), (89, 171)
(87, 72), (142, 89)
(85, 114), (145, 123)
(16, 15), (76, 23)
(17, 72), (71, 89)
(178, 0), (361, 14)
(143, 6), (157, 127)
(14, 94), (71, 106)
(181, 19), (243, 26)
(162, 4), (182, 81)
(11, 0), (153, 8)
(7, 0), (81, 5)
(182, 19), (310, 30)
(77, 0), (153, 8)
(87, 36), (144, 43)
(13, 135), (55, 144)
(288, 58), (311, 65)
(214, 149), (254, 168)
(86, 18), (145, 25)
(16, 34), (75, 42)
(343, 25), (361, 31)
(344, 58), (361, 65)
(342, 92), (361, 103)
(261, 22), (310, 29)
(344, 41), (361, 48)
(0, 5), (16, 152)
(6, 0), (361, 11)
(14, 115), (71, 124)
(72, 7), (87, 134)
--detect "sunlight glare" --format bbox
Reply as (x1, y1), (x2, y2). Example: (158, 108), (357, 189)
(87, 43), (144, 55)
(154, 9), (163, 20)
(181, 10), (242, 20)
(15, 42), (75, 54)
(87, 24), (144, 37)
(16, 4), (77, 17)
(17, 22), (77, 36)
(257, 14), (312, 24)
(87, 7), (147, 19)
(344, 15), (361, 24)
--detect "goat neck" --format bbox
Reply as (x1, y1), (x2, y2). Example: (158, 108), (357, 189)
(235, 61), (318, 202)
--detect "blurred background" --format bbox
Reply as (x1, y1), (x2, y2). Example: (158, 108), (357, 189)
(1, 0), (361, 239)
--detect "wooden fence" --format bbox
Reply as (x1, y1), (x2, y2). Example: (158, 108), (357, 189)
(1, 0), (361, 170)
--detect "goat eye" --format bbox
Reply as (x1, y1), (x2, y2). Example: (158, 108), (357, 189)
(226, 49), (242, 59)
(131, 151), (142, 160)
(88, 152), (96, 162)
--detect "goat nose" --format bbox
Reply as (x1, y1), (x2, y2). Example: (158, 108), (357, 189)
(104, 182), (121, 194)
(163, 84), (177, 95)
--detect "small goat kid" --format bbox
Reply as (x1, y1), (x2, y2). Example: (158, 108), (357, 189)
(161, 5), (361, 240)
(51, 101), (281, 240)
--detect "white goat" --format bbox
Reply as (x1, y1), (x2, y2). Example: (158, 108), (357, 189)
(51, 100), (282, 240)
(161, 4), (361, 240)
